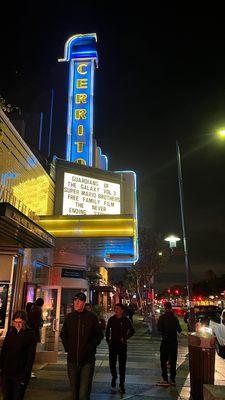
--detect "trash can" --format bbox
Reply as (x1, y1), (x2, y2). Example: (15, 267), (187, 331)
(188, 332), (216, 400)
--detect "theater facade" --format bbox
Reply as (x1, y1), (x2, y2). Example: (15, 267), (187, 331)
(0, 33), (138, 361)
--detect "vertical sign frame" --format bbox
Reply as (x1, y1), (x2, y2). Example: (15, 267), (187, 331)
(59, 33), (98, 166)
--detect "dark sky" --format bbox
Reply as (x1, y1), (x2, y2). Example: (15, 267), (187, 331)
(1, 3), (225, 282)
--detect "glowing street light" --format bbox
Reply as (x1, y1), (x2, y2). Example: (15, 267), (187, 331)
(216, 128), (225, 138)
(165, 235), (180, 249)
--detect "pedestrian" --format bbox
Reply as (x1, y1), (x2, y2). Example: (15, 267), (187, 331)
(106, 303), (135, 394)
(60, 292), (103, 400)
(84, 303), (93, 312)
(157, 301), (182, 386)
(26, 298), (44, 378)
(0, 310), (36, 400)
(126, 302), (135, 324)
(85, 303), (106, 331)
(26, 298), (44, 343)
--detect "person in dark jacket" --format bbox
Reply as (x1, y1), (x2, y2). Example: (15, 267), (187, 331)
(26, 298), (44, 343)
(106, 303), (135, 394)
(0, 310), (36, 400)
(60, 292), (103, 400)
(126, 302), (135, 324)
(157, 301), (182, 386)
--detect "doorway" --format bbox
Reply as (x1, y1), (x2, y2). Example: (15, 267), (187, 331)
(35, 286), (61, 362)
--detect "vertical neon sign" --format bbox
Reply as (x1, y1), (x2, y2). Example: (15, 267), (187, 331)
(59, 34), (98, 165)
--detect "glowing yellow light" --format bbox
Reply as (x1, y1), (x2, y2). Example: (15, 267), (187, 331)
(40, 218), (133, 223)
(38, 215), (135, 238)
(216, 129), (225, 138)
(50, 229), (133, 233)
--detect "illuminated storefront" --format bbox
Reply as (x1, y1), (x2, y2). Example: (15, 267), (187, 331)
(0, 109), (55, 340)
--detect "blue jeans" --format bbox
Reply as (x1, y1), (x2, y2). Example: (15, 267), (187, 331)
(67, 361), (95, 400)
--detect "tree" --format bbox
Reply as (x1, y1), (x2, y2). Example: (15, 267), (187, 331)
(0, 95), (12, 113)
(126, 227), (169, 316)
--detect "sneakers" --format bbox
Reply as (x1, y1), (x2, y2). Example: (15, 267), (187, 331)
(111, 377), (116, 388)
(31, 372), (37, 379)
(156, 379), (175, 387)
(119, 384), (125, 394)
(156, 380), (170, 386)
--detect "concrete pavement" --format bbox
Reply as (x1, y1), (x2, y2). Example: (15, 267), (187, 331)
(5, 315), (225, 399)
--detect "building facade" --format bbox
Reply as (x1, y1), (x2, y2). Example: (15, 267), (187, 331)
(0, 33), (138, 361)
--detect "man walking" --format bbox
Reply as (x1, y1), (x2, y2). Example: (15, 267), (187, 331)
(60, 292), (103, 400)
(106, 303), (135, 394)
(0, 310), (36, 400)
(157, 301), (182, 386)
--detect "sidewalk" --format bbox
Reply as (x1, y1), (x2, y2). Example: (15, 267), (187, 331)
(10, 315), (225, 399)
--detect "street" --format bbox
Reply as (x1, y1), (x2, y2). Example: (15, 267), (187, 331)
(16, 315), (225, 400)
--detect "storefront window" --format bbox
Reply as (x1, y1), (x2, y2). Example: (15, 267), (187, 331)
(34, 262), (49, 285)
(0, 284), (9, 329)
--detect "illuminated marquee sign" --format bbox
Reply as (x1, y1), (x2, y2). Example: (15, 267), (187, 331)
(59, 34), (98, 165)
(63, 172), (121, 215)
(69, 60), (93, 165)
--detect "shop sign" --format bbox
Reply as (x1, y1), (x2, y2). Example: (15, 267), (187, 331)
(6, 207), (54, 246)
(61, 268), (85, 279)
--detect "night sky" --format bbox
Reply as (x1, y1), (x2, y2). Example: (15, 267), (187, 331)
(1, 3), (225, 285)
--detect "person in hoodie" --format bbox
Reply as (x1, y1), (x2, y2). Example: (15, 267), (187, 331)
(157, 301), (182, 386)
(106, 303), (135, 394)
(0, 310), (36, 400)
(60, 292), (103, 400)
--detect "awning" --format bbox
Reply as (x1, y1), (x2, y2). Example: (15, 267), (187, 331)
(0, 203), (55, 248)
(38, 215), (135, 261)
(90, 285), (115, 293)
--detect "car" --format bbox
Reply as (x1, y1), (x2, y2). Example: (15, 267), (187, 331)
(184, 305), (222, 331)
(209, 309), (225, 359)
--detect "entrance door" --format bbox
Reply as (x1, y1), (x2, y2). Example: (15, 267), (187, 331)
(36, 286), (61, 362)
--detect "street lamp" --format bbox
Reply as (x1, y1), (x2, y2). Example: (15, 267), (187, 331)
(165, 235), (180, 249)
(176, 141), (192, 306)
(176, 131), (225, 328)
(216, 128), (225, 138)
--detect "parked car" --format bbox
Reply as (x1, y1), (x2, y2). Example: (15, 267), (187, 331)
(209, 309), (225, 359)
(184, 305), (221, 331)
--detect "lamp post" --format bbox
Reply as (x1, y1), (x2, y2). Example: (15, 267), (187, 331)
(176, 141), (195, 330)
(176, 142), (192, 304)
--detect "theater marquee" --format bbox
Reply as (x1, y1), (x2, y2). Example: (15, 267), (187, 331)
(63, 172), (121, 215)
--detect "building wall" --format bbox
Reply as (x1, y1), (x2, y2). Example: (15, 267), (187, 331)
(0, 109), (55, 217)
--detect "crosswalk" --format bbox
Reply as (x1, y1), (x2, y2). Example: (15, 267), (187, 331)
(91, 332), (190, 398)
(25, 320), (192, 399)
